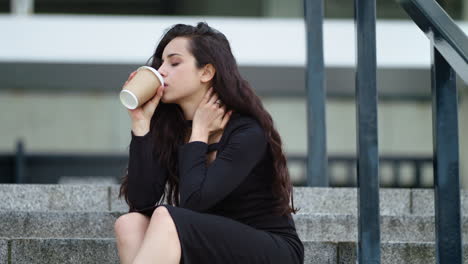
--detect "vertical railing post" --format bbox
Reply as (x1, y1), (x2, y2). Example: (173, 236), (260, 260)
(304, 0), (328, 186)
(354, 0), (381, 263)
(431, 46), (462, 264)
(414, 161), (422, 188)
(15, 139), (26, 183)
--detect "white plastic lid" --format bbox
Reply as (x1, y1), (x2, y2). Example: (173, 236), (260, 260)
(120, 89), (139, 109)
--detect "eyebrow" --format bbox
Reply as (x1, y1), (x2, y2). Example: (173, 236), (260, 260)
(161, 53), (182, 61)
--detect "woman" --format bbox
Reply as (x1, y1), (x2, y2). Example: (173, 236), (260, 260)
(115, 22), (304, 264)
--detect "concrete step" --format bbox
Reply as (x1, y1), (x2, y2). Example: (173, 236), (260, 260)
(293, 214), (454, 242)
(1, 184), (465, 215)
(0, 211), (119, 239)
(0, 238), (466, 264)
(1, 184), (466, 263)
(0, 238), (118, 264)
(0, 210), (465, 243)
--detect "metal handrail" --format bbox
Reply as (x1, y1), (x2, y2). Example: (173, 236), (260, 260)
(397, 0), (465, 263)
(398, 0), (468, 83)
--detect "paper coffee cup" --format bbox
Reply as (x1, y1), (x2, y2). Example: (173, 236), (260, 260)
(120, 66), (165, 109)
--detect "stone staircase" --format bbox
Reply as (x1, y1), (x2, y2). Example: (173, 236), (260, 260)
(0, 184), (466, 263)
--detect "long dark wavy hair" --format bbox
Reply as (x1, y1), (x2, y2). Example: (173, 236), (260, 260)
(119, 22), (299, 216)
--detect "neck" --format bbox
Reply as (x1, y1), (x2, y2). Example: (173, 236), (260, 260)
(179, 100), (199, 121)
(178, 86), (209, 120)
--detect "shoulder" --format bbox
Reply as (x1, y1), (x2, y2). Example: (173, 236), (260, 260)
(228, 112), (262, 131)
(224, 112), (266, 142)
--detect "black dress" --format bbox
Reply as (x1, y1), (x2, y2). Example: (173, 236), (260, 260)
(126, 112), (304, 264)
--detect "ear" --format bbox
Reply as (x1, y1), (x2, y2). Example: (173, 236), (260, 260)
(200, 63), (216, 83)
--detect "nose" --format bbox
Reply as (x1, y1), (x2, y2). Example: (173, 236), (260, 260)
(157, 65), (167, 77)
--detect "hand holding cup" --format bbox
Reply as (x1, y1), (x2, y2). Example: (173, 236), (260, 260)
(120, 68), (165, 135)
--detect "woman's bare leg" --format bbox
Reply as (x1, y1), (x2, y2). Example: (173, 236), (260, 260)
(132, 206), (182, 264)
(114, 212), (151, 264)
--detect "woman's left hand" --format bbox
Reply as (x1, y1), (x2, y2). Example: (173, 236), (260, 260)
(192, 87), (233, 137)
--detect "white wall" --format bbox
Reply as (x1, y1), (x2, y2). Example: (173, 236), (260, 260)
(1, 15), (467, 68)
(262, 98), (434, 155)
(0, 91), (130, 153)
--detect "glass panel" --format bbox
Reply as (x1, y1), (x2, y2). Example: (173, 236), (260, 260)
(0, 0), (9, 13)
(34, 0), (263, 16)
(324, 0), (464, 20)
(31, 0), (466, 20)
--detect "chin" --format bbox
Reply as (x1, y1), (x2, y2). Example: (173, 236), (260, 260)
(161, 93), (170, 103)
(161, 94), (178, 104)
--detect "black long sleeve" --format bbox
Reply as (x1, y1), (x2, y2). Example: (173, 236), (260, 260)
(177, 121), (267, 212)
(127, 130), (169, 216)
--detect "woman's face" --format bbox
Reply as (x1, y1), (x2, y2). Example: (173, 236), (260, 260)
(157, 37), (205, 104)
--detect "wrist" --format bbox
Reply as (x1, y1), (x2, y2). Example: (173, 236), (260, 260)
(189, 127), (209, 143)
(132, 122), (150, 137)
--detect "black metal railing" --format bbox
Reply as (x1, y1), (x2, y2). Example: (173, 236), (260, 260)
(396, 0), (468, 263)
(398, 0), (467, 83)
(304, 0), (467, 262)
(304, 0), (328, 187)
(305, 0), (382, 262)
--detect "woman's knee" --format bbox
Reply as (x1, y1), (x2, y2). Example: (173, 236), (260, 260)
(150, 206), (178, 233)
(114, 212), (150, 236)
(151, 206), (171, 220)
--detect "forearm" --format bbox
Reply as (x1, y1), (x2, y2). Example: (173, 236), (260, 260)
(127, 131), (167, 211)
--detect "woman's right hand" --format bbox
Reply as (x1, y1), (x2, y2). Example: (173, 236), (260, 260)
(124, 70), (165, 135)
